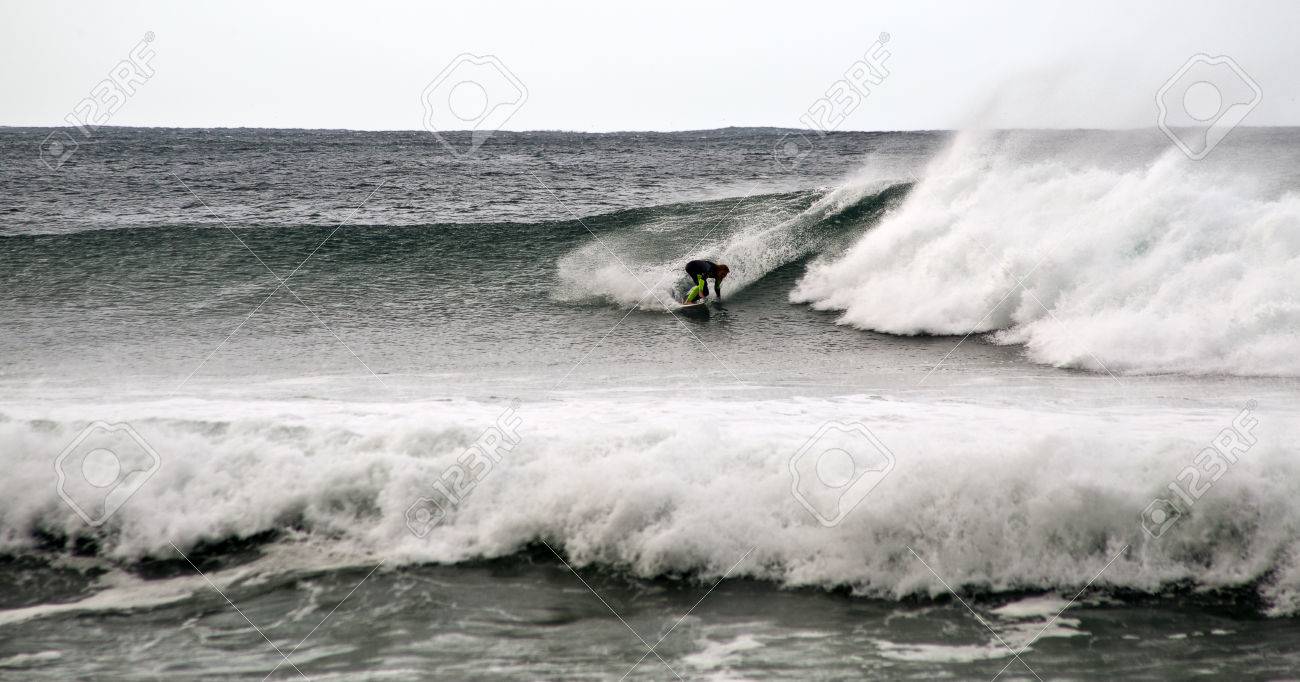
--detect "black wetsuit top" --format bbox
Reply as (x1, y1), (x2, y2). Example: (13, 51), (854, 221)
(684, 260), (723, 298)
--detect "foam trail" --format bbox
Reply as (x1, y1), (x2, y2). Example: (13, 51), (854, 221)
(791, 131), (1300, 376)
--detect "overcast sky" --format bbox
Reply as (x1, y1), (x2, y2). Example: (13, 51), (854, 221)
(3, 0), (1298, 131)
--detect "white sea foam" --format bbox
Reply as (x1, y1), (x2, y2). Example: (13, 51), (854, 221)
(989, 595), (1073, 620)
(681, 634), (765, 672)
(3, 393), (1299, 613)
(0, 651), (63, 668)
(791, 131), (1300, 376)
(873, 641), (1013, 664)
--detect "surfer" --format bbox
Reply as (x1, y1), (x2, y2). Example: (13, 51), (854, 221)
(683, 260), (729, 303)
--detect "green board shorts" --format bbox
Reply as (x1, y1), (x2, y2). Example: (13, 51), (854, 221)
(685, 274), (706, 303)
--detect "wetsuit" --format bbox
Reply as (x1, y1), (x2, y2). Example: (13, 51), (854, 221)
(684, 260), (724, 299)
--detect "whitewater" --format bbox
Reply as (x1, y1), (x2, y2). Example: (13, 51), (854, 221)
(792, 130), (1300, 377)
(4, 386), (1299, 613)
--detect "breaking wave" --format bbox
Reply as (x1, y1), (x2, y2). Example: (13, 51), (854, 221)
(791, 131), (1300, 376)
(4, 395), (1299, 615)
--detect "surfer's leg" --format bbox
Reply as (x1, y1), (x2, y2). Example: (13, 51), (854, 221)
(685, 275), (705, 303)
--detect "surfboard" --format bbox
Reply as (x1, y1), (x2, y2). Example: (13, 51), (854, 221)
(676, 300), (709, 312)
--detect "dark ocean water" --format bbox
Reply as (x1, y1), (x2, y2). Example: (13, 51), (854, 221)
(7, 127), (936, 230)
(2, 126), (1300, 680)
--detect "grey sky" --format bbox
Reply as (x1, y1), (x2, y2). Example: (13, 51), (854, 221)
(3, 0), (1298, 131)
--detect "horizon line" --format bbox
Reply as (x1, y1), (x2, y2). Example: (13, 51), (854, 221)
(6, 123), (1300, 135)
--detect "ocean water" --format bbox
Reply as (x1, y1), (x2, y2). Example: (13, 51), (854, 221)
(2, 126), (1299, 680)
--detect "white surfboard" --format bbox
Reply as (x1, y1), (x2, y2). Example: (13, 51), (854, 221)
(676, 300), (709, 311)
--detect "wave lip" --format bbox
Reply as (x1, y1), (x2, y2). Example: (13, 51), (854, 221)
(791, 131), (1300, 377)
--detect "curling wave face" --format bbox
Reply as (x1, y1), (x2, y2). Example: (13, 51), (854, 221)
(553, 182), (911, 310)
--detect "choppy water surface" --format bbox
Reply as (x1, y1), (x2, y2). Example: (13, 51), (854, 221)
(2, 126), (1299, 679)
